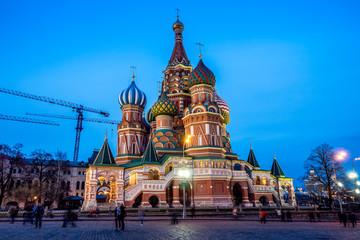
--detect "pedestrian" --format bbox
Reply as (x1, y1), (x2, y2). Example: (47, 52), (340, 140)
(23, 205), (33, 225)
(114, 204), (121, 231)
(260, 210), (267, 224)
(286, 211), (292, 222)
(95, 207), (100, 218)
(342, 212), (347, 227)
(171, 211), (178, 224)
(348, 212), (356, 228)
(191, 206), (196, 218)
(33, 203), (44, 229)
(276, 209), (281, 220)
(119, 204), (126, 231)
(62, 208), (76, 228)
(309, 211), (315, 223)
(232, 208), (238, 220)
(138, 207), (144, 226)
(8, 205), (17, 224)
(338, 211), (342, 225)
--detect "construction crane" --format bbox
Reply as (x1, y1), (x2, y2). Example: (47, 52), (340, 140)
(0, 114), (59, 126)
(0, 87), (110, 162)
(26, 113), (121, 125)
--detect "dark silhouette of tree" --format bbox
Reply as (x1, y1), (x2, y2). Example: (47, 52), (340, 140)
(0, 143), (25, 205)
(303, 143), (346, 208)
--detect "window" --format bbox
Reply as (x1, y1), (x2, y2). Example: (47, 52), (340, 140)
(76, 181), (80, 190)
(13, 169), (17, 174)
(132, 143), (136, 154)
(81, 193), (84, 196)
(66, 181), (70, 190)
(198, 135), (202, 146)
(81, 181), (85, 190)
(234, 163), (241, 171)
(76, 193), (79, 196)
(67, 171), (71, 175)
(78, 171), (81, 175)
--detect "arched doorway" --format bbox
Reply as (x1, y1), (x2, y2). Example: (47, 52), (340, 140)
(97, 185), (110, 203)
(149, 195), (159, 208)
(166, 181), (174, 207)
(232, 183), (243, 206)
(179, 182), (191, 207)
(259, 196), (269, 206)
(133, 193), (142, 208)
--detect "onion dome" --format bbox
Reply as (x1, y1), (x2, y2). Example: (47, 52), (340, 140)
(118, 77), (147, 108)
(173, 19), (184, 30)
(146, 108), (155, 122)
(189, 59), (216, 87)
(214, 91), (230, 125)
(151, 91), (177, 117)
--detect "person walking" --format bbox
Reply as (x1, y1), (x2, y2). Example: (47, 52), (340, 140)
(348, 212), (356, 228)
(171, 211), (179, 224)
(138, 207), (144, 226)
(276, 209), (281, 220)
(232, 208), (238, 220)
(260, 210), (267, 224)
(8, 205), (17, 224)
(342, 213), (347, 227)
(23, 205), (34, 225)
(33, 203), (44, 229)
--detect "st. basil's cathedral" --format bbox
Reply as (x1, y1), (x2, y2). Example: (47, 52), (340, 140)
(82, 17), (295, 210)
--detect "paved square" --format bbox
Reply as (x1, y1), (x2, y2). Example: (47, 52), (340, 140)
(0, 220), (359, 240)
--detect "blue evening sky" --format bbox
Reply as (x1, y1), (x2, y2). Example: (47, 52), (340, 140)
(1, 1), (359, 187)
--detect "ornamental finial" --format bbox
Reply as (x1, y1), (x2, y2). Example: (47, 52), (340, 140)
(105, 130), (107, 140)
(196, 42), (204, 59)
(273, 152), (276, 160)
(175, 8), (180, 20)
(250, 140), (252, 150)
(130, 66), (136, 81)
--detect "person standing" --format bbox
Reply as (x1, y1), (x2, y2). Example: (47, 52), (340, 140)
(119, 204), (126, 231)
(114, 204), (121, 231)
(138, 207), (144, 226)
(232, 208), (238, 220)
(33, 204), (44, 229)
(342, 213), (348, 227)
(8, 205), (17, 224)
(260, 210), (267, 224)
(348, 212), (356, 228)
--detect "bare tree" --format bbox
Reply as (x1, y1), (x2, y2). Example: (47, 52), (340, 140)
(303, 143), (346, 208)
(0, 143), (25, 205)
(30, 149), (53, 203)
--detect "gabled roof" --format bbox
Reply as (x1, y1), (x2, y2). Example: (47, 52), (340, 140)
(92, 137), (115, 166)
(271, 156), (285, 178)
(247, 147), (260, 169)
(142, 140), (158, 163)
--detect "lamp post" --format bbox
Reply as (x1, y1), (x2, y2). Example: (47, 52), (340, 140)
(178, 166), (190, 219)
(333, 151), (346, 213)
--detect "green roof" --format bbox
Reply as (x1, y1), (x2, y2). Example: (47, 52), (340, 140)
(271, 157), (285, 178)
(247, 147), (260, 169)
(92, 138), (116, 166)
(142, 141), (158, 163)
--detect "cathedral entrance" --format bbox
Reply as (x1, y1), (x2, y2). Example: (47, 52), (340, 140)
(97, 185), (110, 203)
(149, 195), (159, 208)
(133, 193), (142, 208)
(166, 181), (174, 207)
(232, 183), (243, 206)
(259, 196), (269, 206)
(179, 182), (191, 207)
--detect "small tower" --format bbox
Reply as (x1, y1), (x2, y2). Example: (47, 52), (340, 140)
(247, 144), (260, 170)
(182, 57), (224, 158)
(116, 73), (149, 164)
(151, 90), (179, 153)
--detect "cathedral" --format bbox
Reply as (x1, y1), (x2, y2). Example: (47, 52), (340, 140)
(82, 17), (295, 210)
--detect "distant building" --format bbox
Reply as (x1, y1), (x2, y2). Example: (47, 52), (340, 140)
(82, 18), (295, 210)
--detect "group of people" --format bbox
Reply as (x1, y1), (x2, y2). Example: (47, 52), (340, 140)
(338, 212), (357, 227)
(8, 204), (44, 228)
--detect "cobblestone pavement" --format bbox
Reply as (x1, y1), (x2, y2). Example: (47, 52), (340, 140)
(0, 220), (359, 240)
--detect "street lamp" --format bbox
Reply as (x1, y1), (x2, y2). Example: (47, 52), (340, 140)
(178, 166), (190, 219)
(355, 189), (360, 194)
(333, 151), (346, 213)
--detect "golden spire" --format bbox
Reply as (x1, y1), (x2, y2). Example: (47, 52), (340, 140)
(196, 42), (204, 59)
(130, 66), (136, 81)
(175, 8), (180, 20)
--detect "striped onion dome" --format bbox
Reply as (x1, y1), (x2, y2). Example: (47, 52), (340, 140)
(151, 91), (177, 117)
(189, 59), (216, 87)
(214, 91), (230, 125)
(146, 108), (155, 122)
(118, 79), (147, 107)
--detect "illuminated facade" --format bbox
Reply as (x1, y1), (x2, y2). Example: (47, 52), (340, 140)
(82, 18), (295, 210)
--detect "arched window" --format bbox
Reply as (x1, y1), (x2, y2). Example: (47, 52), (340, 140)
(61, 181), (65, 190)
(205, 161), (209, 168)
(66, 181), (71, 190)
(81, 181), (85, 190)
(148, 169), (160, 180)
(217, 162), (221, 168)
(261, 177), (267, 185)
(200, 161), (204, 168)
(76, 181), (80, 190)
(234, 163), (241, 171)
(255, 176), (261, 185)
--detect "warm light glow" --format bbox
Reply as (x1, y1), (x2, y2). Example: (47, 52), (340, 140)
(357, 181), (360, 186)
(178, 168), (190, 178)
(337, 182), (344, 187)
(349, 172), (358, 179)
(356, 189), (360, 194)
(336, 151), (347, 160)
(34, 196), (37, 200)
(187, 135), (191, 139)
(185, 138), (190, 143)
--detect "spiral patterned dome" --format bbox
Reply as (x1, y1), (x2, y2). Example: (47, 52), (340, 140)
(146, 108), (155, 122)
(151, 91), (177, 117)
(189, 59), (216, 87)
(214, 91), (230, 125)
(118, 80), (147, 107)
